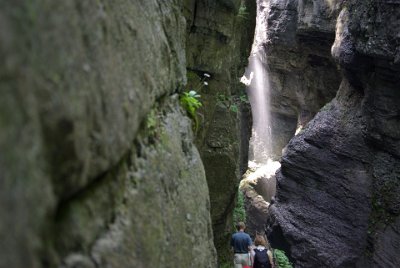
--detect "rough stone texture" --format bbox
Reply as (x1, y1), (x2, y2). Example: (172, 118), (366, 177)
(266, 0), (400, 267)
(268, 81), (373, 267)
(243, 190), (270, 238)
(183, 0), (256, 264)
(265, 0), (343, 158)
(241, 3), (343, 244)
(240, 175), (273, 238)
(0, 1), (216, 267)
(243, 0), (343, 250)
(53, 98), (217, 268)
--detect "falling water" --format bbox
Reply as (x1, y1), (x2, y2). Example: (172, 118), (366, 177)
(246, 51), (271, 164)
(241, 0), (280, 190)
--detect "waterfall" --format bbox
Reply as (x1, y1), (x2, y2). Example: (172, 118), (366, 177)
(240, 0), (280, 196)
(247, 50), (271, 164)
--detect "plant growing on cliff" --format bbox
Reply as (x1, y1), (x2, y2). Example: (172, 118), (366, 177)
(187, 71), (211, 92)
(180, 90), (202, 132)
(233, 189), (246, 225)
(146, 109), (157, 130)
(237, 4), (249, 20)
(274, 249), (293, 268)
(145, 107), (160, 141)
(217, 93), (240, 113)
(230, 104), (238, 113)
(182, 72), (211, 132)
(240, 94), (249, 104)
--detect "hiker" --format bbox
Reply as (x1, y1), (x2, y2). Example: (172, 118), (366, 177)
(231, 222), (252, 268)
(251, 234), (274, 268)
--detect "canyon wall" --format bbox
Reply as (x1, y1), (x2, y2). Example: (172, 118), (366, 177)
(265, 0), (400, 267)
(0, 1), (217, 267)
(242, 0), (343, 240)
(266, 0), (343, 157)
(184, 0), (256, 263)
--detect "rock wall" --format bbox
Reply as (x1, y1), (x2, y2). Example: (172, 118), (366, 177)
(183, 0), (256, 263)
(266, 0), (343, 158)
(0, 1), (216, 267)
(266, 0), (400, 267)
(242, 0), (343, 244)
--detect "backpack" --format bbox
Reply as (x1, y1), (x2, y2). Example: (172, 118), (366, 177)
(253, 248), (271, 268)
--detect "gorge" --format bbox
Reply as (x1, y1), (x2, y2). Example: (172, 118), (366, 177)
(1, 0), (399, 268)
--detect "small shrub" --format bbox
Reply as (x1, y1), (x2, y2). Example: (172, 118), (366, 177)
(238, 4), (249, 20)
(230, 104), (238, 113)
(146, 109), (157, 130)
(180, 90), (202, 132)
(239, 94), (249, 104)
(217, 94), (240, 113)
(274, 249), (293, 268)
(217, 93), (228, 103)
(145, 108), (159, 139)
(233, 189), (246, 225)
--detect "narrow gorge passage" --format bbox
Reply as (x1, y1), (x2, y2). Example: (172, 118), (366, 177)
(239, 0), (281, 239)
(1, 1), (400, 268)
(235, 1), (400, 268)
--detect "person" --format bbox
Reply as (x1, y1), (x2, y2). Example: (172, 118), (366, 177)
(231, 222), (252, 268)
(251, 234), (274, 268)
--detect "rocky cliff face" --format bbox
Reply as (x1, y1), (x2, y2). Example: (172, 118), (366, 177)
(265, 0), (400, 267)
(184, 0), (256, 263)
(266, 0), (343, 157)
(0, 1), (216, 267)
(242, 0), (343, 243)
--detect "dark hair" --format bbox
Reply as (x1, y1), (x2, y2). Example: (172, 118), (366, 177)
(236, 222), (246, 231)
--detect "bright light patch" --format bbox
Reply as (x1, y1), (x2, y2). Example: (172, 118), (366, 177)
(247, 159), (281, 181)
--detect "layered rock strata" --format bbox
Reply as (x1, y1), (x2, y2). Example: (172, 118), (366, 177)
(0, 1), (216, 267)
(267, 1), (400, 267)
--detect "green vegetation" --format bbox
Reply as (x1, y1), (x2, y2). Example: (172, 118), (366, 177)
(182, 71), (211, 132)
(216, 93), (248, 114)
(217, 93), (229, 103)
(239, 94), (249, 104)
(219, 262), (232, 268)
(233, 189), (246, 224)
(237, 4), (249, 20)
(186, 70), (211, 92)
(146, 109), (157, 130)
(216, 93), (233, 111)
(229, 104), (238, 113)
(145, 108), (159, 139)
(180, 90), (202, 132)
(274, 249), (293, 268)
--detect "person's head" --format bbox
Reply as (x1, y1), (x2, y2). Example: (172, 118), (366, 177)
(236, 222), (246, 231)
(254, 234), (268, 247)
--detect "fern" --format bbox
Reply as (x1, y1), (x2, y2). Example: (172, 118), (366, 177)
(180, 90), (202, 132)
(274, 249), (293, 268)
